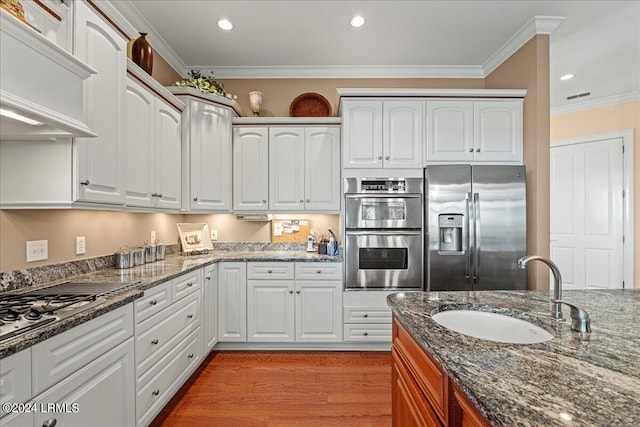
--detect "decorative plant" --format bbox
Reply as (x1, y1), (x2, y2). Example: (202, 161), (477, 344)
(175, 70), (237, 100)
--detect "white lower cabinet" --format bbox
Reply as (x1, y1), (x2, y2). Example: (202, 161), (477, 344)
(203, 264), (219, 352)
(0, 412), (33, 427)
(246, 262), (342, 343)
(218, 262), (248, 342)
(343, 291), (394, 343)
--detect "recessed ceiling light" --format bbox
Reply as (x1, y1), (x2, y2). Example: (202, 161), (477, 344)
(218, 19), (233, 31)
(560, 74), (574, 81)
(350, 15), (365, 28)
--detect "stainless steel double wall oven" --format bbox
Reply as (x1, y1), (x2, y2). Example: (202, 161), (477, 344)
(344, 178), (423, 290)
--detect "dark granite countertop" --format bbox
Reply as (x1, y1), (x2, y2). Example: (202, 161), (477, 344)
(0, 251), (342, 358)
(387, 290), (640, 427)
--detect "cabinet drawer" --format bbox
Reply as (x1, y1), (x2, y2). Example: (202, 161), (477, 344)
(344, 306), (392, 323)
(295, 262), (343, 280)
(32, 304), (134, 395)
(135, 280), (172, 323)
(137, 327), (201, 427)
(136, 293), (200, 375)
(248, 262), (294, 280)
(0, 349), (31, 411)
(173, 270), (201, 301)
(343, 323), (392, 342)
(393, 318), (447, 421)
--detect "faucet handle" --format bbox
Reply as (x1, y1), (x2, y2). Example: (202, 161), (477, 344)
(553, 300), (591, 333)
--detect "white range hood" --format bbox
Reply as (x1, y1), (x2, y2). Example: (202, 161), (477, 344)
(0, 9), (97, 140)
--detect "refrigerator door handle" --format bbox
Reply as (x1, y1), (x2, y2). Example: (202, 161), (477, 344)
(466, 192), (473, 282)
(473, 192), (481, 283)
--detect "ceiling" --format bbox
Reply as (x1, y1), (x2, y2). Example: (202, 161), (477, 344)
(122, 0), (640, 112)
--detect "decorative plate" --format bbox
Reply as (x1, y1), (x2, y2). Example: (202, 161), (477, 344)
(289, 92), (332, 117)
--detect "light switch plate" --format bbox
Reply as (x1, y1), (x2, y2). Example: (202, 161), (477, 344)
(150, 230), (156, 244)
(76, 236), (86, 255)
(211, 229), (218, 241)
(27, 240), (48, 262)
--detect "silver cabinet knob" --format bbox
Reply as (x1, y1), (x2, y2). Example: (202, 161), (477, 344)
(363, 331), (368, 336)
(469, 148), (474, 152)
(476, 148), (480, 152)
(187, 314), (194, 319)
(149, 299), (157, 306)
(157, 193), (163, 198)
(299, 199), (304, 203)
(363, 313), (368, 318)
(262, 199), (267, 203)
(152, 389), (160, 396)
(385, 156), (389, 160)
(80, 180), (90, 186)
(206, 275), (211, 280)
(187, 282), (193, 287)
(151, 338), (159, 345)
(289, 290), (294, 294)
(151, 193), (157, 197)
(296, 290), (301, 294)
(267, 269), (272, 273)
(42, 419), (57, 427)
(306, 199), (310, 203)
(188, 353), (194, 359)
(316, 269), (321, 274)
(377, 155), (382, 160)
(193, 197), (198, 201)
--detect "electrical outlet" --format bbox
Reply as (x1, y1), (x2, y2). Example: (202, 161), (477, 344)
(150, 230), (156, 244)
(76, 236), (86, 255)
(211, 229), (218, 241)
(26, 240), (48, 262)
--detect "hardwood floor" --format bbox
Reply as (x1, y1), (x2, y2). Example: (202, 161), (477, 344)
(150, 351), (392, 427)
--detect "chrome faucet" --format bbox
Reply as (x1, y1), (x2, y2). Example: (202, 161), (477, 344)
(517, 255), (591, 333)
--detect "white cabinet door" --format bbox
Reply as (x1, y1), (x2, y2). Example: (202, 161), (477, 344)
(305, 126), (341, 211)
(203, 264), (218, 352)
(0, 412), (33, 427)
(233, 127), (269, 211)
(295, 280), (342, 342)
(342, 100), (383, 168)
(473, 100), (522, 162)
(425, 100), (474, 162)
(269, 127), (305, 211)
(218, 262), (247, 342)
(188, 101), (232, 211)
(33, 339), (135, 427)
(384, 101), (423, 168)
(124, 78), (154, 207)
(247, 280), (295, 342)
(74, 1), (126, 205)
(154, 99), (181, 210)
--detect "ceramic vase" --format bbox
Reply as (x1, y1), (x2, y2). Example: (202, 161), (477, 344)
(132, 32), (153, 75)
(249, 91), (263, 116)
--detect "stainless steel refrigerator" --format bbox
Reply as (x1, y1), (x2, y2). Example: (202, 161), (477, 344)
(424, 165), (527, 291)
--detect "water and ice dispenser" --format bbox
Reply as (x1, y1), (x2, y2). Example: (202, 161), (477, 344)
(438, 214), (463, 253)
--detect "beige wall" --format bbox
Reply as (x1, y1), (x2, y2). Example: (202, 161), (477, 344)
(126, 41), (182, 85)
(485, 35), (551, 291)
(0, 211), (339, 271)
(550, 100), (640, 287)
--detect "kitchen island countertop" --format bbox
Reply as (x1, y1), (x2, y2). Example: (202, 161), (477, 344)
(387, 289), (640, 426)
(0, 251), (341, 358)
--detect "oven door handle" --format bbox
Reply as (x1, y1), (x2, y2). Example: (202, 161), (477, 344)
(345, 230), (422, 236)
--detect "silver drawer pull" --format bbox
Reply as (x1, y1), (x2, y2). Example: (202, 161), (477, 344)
(149, 299), (157, 306)
(187, 314), (194, 319)
(193, 197), (198, 201)
(152, 389), (160, 396)
(476, 148), (480, 152)
(42, 419), (57, 427)
(469, 148), (474, 152)
(151, 339), (159, 345)
(296, 290), (301, 294)
(289, 290), (294, 294)
(267, 269), (273, 273)
(80, 179), (90, 186)
(206, 275), (211, 280)
(187, 282), (194, 287)
(363, 314), (368, 318)
(363, 332), (368, 336)
(188, 353), (194, 359)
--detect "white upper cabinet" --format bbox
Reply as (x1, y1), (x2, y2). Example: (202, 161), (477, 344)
(425, 99), (523, 164)
(74, 0), (127, 205)
(304, 127), (341, 211)
(269, 127), (305, 211)
(153, 99), (182, 209)
(342, 99), (422, 169)
(182, 99), (233, 212)
(233, 127), (269, 211)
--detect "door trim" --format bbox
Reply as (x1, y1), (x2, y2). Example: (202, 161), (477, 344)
(551, 129), (634, 288)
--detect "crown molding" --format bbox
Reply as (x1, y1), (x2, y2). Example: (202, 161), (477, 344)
(195, 65), (485, 79)
(483, 16), (565, 77)
(108, 0), (187, 77)
(336, 88), (527, 98)
(551, 91), (640, 116)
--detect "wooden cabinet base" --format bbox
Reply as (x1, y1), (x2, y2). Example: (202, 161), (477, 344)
(392, 317), (490, 427)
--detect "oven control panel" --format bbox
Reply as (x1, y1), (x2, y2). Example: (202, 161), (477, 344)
(360, 179), (406, 192)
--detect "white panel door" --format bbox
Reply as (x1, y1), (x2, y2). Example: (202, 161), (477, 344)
(154, 99), (181, 210)
(295, 281), (342, 342)
(217, 262), (247, 342)
(305, 126), (341, 211)
(473, 101), (522, 162)
(74, 1), (126, 204)
(551, 138), (624, 289)
(269, 127), (305, 211)
(425, 100), (474, 162)
(203, 264), (218, 353)
(233, 127), (269, 211)
(124, 78), (154, 207)
(247, 280), (295, 342)
(384, 101), (423, 168)
(342, 100), (383, 168)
